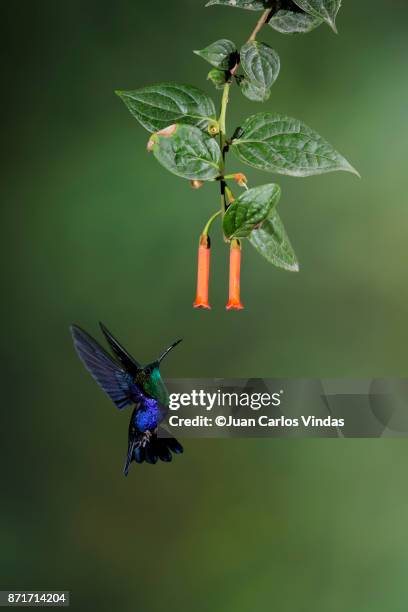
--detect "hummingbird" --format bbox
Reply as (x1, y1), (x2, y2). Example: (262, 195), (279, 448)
(70, 322), (183, 475)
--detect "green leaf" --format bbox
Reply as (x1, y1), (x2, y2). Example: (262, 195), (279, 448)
(269, 9), (323, 34)
(249, 211), (299, 271)
(223, 184), (281, 239)
(239, 41), (280, 102)
(116, 83), (216, 133)
(205, 0), (267, 10)
(239, 78), (270, 102)
(150, 124), (221, 181)
(194, 39), (237, 70)
(231, 112), (359, 177)
(292, 0), (341, 32)
(207, 68), (228, 89)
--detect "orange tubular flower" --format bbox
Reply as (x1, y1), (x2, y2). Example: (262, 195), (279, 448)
(226, 239), (244, 311)
(193, 234), (211, 309)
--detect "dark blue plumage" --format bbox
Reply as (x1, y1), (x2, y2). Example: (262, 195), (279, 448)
(134, 398), (161, 431)
(70, 323), (183, 475)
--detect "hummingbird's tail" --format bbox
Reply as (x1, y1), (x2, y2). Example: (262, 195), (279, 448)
(124, 428), (183, 475)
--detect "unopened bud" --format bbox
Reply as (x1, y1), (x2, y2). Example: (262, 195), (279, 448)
(207, 122), (220, 137)
(191, 180), (204, 190)
(233, 173), (248, 187)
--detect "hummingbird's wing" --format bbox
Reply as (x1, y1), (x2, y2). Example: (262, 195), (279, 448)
(99, 322), (141, 375)
(71, 325), (143, 409)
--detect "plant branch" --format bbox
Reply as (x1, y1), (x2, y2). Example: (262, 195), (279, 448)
(218, 82), (230, 215)
(247, 7), (274, 42)
(219, 82), (230, 136)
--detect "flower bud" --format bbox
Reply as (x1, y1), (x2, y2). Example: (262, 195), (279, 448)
(233, 173), (248, 187)
(207, 122), (220, 137)
(191, 180), (204, 190)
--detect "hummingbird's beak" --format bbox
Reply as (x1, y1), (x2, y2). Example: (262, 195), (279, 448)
(158, 339), (182, 364)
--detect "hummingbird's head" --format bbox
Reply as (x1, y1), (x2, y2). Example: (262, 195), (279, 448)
(142, 339), (182, 406)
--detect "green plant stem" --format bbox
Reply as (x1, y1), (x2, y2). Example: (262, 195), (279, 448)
(219, 82), (230, 136)
(248, 7), (274, 42)
(219, 82), (230, 215)
(202, 210), (221, 236)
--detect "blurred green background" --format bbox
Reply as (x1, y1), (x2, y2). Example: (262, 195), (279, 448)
(2, 1), (408, 610)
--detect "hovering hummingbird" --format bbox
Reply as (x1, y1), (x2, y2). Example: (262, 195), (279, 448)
(70, 323), (183, 475)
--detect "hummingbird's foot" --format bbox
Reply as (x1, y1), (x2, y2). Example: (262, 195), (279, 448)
(140, 430), (152, 447)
